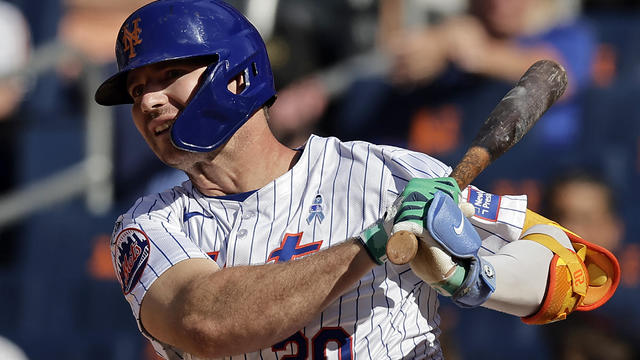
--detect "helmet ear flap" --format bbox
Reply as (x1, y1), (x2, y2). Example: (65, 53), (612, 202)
(171, 51), (275, 153)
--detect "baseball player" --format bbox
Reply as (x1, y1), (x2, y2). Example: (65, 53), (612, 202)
(95, 1), (620, 359)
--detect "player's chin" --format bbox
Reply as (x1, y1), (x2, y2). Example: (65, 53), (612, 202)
(149, 139), (184, 166)
(157, 147), (188, 167)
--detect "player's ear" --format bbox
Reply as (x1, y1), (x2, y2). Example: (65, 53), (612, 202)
(227, 71), (247, 95)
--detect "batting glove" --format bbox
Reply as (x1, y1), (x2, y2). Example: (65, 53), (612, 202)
(393, 177), (461, 237)
(359, 205), (398, 265)
(420, 191), (496, 307)
(391, 178), (495, 306)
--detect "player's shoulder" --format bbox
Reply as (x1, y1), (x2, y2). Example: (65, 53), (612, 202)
(133, 181), (192, 213)
(308, 134), (428, 159)
(305, 134), (451, 178)
(113, 181), (194, 232)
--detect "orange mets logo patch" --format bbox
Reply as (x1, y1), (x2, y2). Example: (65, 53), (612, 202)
(121, 17), (142, 59)
(113, 227), (150, 294)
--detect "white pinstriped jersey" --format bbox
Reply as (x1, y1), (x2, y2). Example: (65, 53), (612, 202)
(110, 135), (528, 360)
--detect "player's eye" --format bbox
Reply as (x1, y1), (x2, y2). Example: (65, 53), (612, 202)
(129, 84), (144, 99)
(165, 69), (187, 80)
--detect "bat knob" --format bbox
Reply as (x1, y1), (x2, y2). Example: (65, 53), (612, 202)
(386, 230), (419, 265)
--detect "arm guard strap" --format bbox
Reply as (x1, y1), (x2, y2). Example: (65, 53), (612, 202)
(520, 211), (620, 325)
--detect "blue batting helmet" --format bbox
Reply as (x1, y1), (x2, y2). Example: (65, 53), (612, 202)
(94, 0), (276, 152)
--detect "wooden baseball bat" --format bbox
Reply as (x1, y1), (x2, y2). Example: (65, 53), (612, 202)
(385, 59), (568, 265)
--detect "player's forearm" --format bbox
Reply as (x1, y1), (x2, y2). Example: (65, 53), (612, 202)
(178, 238), (374, 358)
(478, 210), (560, 316)
(480, 239), (551, 316)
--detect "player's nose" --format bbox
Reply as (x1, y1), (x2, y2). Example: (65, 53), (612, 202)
(140, 86), (169, 113)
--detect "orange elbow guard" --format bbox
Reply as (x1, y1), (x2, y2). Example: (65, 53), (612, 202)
(520, 211), (620, 325)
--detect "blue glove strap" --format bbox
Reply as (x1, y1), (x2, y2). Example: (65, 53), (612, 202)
(426, 191), (482, 257)
(451, 257), (497, 308)
(426, 191), (496, 307)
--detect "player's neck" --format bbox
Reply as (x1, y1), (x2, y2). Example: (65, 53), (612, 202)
(186, 111), (300, 197)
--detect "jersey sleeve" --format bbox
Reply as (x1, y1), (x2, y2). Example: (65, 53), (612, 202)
(370, 147), (453, 222)
(110, 194), (210, 334)
(461, 185), (528, 255)
(382, 147), (453, 192)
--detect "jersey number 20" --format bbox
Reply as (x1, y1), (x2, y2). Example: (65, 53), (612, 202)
(272, 327), (352, 359)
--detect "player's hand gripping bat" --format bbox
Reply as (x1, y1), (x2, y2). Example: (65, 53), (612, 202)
(385, 59), (568, 265)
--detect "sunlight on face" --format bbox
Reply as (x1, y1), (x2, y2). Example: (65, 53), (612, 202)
(127, 59), (210, 168)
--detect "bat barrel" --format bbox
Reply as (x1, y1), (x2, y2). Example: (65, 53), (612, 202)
(471, 59), (568, 161)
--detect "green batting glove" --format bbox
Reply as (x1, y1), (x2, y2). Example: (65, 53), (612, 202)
(359, 177), (461, 265)
(394, 177), (461, 230)
(358, 200), (401, 264)
(393, 177), (466, 291)
(359, 219), (390, 265)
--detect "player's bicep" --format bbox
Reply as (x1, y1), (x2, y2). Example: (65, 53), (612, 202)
(140, 258), (220, 349)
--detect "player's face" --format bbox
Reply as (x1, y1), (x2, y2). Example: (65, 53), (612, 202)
(127, 59), (209, 168)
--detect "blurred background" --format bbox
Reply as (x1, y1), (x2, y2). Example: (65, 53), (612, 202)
(0, 0), (638, 359)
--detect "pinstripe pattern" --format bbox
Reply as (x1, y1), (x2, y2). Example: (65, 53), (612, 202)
(111, 135), (528, 360)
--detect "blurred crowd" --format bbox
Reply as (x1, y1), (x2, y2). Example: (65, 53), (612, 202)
(0, 0), (639, 359)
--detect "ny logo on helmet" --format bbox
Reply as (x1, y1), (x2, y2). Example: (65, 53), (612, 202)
(121, 18), (142, 59)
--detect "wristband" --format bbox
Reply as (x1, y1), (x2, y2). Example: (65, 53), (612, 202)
(358, 220), (389, 265)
